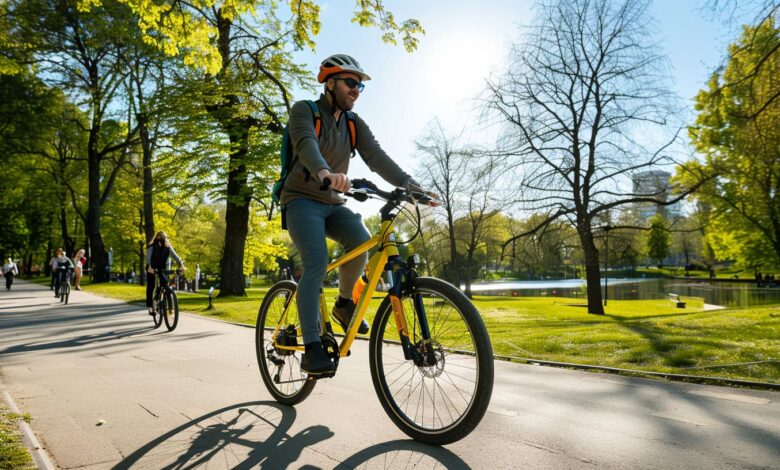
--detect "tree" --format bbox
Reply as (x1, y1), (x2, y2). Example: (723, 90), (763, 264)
(687, 18), (780, 269)
(416, 120), (505, 297)
(703, 1), (779, 121)
(646, 214), (671, 268)
(485, 0), (696, 314)
(12, 0), (143, 281)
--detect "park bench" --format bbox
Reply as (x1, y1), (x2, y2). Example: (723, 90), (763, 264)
(668, 293), (686, 308)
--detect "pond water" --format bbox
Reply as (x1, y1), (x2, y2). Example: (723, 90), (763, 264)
(468, 278), (780, 308)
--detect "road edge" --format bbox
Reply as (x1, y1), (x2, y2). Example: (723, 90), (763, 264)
(1, 389), (56, 470)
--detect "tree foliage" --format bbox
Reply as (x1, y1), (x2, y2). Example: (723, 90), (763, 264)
(646, 214), (671, 267)
(688, 18), (780, 269)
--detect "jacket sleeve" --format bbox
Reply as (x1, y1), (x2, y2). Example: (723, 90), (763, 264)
(288, 101), (330, 179)
(168, 246), (183, 266)
(353, 113), (412, 187)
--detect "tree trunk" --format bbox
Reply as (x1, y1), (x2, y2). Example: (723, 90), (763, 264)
(138, 208), (146, 286)
(140, 113), (155, 245)
(580, 232), (604, 314)
(463, 250), (475, 299)
(59, 205), (75, 256)
(445, 208), (460, 286)
(87, 138), (109, 282)
(218, 127), (251, 297)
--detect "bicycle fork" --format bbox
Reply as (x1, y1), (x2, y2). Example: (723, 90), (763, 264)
(387, 256), (437, 367)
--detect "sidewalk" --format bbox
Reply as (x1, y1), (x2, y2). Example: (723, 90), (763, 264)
(1, 280), (779, 469)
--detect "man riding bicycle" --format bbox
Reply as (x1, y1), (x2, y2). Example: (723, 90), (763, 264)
(281, 54), (429, 375)
(145, 231), (184, 315)
(52, 248), (75, 297)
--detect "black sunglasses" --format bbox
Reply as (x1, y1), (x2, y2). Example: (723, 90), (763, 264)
(333, 77), (365, 92)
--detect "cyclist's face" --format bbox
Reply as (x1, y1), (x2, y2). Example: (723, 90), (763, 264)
(56, 250), (63, 256)
(329, 72), (361, 110)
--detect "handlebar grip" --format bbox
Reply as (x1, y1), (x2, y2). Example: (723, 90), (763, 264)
(319, 177), (331, 191)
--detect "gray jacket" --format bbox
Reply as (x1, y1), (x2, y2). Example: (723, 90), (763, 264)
(280, 95), (412, 205)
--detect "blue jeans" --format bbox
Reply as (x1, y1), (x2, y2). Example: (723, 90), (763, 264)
(286, 199), (370, 344)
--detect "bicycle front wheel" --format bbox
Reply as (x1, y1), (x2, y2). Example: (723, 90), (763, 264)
(163, 290), (179, 331)
(369, 277), (494, 445)
(255, 281), (315, 405)
(63, 284), (70, 305)
(152, 288), (163, 329)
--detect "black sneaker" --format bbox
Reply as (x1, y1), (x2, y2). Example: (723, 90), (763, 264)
(301, 343), (335, 375)
(331, 298), (369, 334)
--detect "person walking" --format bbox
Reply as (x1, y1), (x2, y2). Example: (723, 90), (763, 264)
(49, 254), (57, 290)
(145, 231), (184, 315)
(3, 257), (18, 291)
(72, 249), (86, 290)
(194, 263), (201, 292)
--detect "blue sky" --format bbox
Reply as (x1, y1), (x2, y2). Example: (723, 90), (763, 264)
(291, 1), (732, 215)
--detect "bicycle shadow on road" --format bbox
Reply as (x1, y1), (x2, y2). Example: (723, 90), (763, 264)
(333, 440), (472, 469)
(113, 401), (333, 469)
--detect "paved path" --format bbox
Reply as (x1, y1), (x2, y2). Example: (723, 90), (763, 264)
(1, 280), (778, 469)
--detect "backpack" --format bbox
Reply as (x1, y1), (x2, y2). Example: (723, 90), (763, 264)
(272, 100), (357, 209)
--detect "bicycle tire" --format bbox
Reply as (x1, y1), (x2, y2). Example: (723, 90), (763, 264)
(63, 284), (70, 305)
(152, 287), (163, 329)
(59, 283), (66, 303)
(369, 277), (494, 445)
(255, 281), (315, 405)
(163, 290), (179, 331)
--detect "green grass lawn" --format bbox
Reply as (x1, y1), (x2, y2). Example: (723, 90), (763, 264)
(0, 403), (34, 470)
(21, 275), (780, 385)
(477, 296), (779, 384)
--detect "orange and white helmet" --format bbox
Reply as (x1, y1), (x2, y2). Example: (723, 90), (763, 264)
(318, 54), (371, 83)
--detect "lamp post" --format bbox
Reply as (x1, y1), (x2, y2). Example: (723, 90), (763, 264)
(603, 225), (611, 306)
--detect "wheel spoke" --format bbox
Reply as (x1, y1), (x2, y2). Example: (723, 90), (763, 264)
(255, 282), (315, 404)
(371, 278), (493, 443)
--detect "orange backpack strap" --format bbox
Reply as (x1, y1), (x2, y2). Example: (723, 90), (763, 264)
(345, 111), (357, 156)
(305, 100), (321, 138)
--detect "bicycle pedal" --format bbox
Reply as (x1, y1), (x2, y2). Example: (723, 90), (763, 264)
(308, 371), (336, 380)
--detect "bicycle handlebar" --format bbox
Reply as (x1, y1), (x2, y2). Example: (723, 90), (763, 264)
(321, 177), (439, 206)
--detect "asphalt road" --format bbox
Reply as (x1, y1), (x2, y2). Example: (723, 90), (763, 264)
(1, 280), (778, 469)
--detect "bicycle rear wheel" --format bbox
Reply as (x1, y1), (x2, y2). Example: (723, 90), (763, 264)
(255, 281), (315, 405)
(163, 290), (179, 331)
(152, 288), (163, 329)
(369, 277), (494, 445)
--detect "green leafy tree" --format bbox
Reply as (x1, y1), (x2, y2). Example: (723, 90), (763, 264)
(11, 0), (144, 281)
(646, 214), (671, 268)
(687, 18), (780, 269)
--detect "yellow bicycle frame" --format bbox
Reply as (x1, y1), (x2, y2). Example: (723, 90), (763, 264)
(272, 217), (409, 358)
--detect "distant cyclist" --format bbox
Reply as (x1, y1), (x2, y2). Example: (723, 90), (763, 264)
(52, 248), (75, 296)
(145, 231), (184, 315)
(280, 54), (429, 375)
(3, 257), (18, 291)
